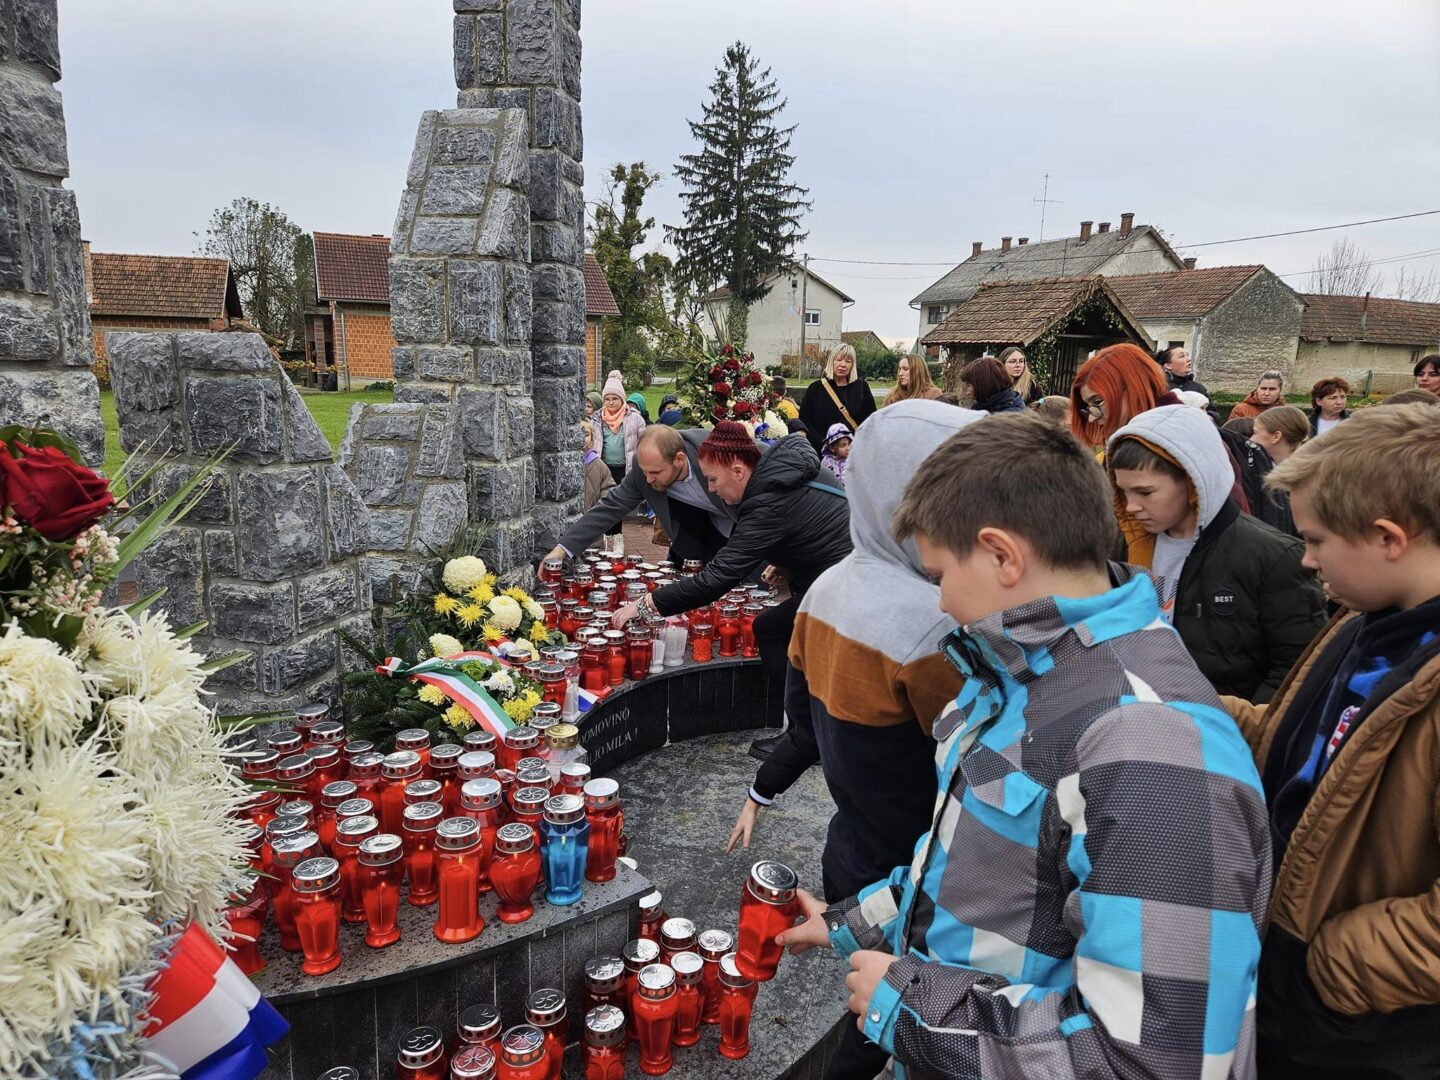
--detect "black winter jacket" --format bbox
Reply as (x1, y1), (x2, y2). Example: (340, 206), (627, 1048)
(1172, 500), (1326, 703)
(798, 378), (878, 453)
(650, 436), (851, 616)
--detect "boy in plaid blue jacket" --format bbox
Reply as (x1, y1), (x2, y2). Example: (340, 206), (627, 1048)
(782, 414), (1272, 1079)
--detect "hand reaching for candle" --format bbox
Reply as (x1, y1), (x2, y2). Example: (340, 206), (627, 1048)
(845, 951), (899, 1030)
(725, 797), (762, 853)
(611, 600), (640, 629)
(760, 564), (786, 588)
(774, 889), (828, 955)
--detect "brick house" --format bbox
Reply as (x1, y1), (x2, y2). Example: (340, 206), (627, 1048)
(582, 251), (620, 385)
(84, 245), (243, 376)
(308, 232), (396, 387)
(1294, 293), (1440, 391)
(1108, 265), (1305, 391)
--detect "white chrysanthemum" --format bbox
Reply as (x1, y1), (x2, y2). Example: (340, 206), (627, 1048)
(0, 622), (96, 750)
(487, 595), (523, 631)
(77, 609), (205, 699)
(134, 778), (250, 936)
(430, 633), (464, 659)
(442, 556), (488, 595)
(523, 599), (545, 623)
(103, 682), (210, 778)
(483, 670), (515, 697)
(132, 611), (207, 697)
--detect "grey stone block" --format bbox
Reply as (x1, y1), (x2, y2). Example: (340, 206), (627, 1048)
(417, 344), (474, 382)
(128, 462), (233, 526)
(474, 346), (527, 384)
(531, 89), (576, 155)
(529, 261), (579, 303)
(335, 612), (376, 672)
(177, 332), (275, 372)
(324, 465), (370, 559)
(530, 374), (582, 450)
(205, 529), (238, 577)
(447, 260), (502, 345)
(0, 67), (67, 177)
(0, 367), (104, 466)
(409, 216), (477, 256)
(393, 384), (451, 405)
(453, 13), (503, 89)
(389, 346), (415, 382)
(505, 394), (535, 456)
(366, 509), (414, 552)
(532, 343), (581, 378)
(502, 265), (532, 346)
(0, 164), (24, 291)
(205, 649), (259, 694)
(458, 386), (505, 461)
(186, 376), (284, 464)
(281, 379), (334, 463)
(209, 580), (296, 645)
(0, 295), (59, 361)
(528, 149), (561, 220)
(415, 404), (465, 479)
(366, 555), (402, 605)
(262, 629), (338, 695)
(535, 451), (582, 502)
(131, 527), (204, 630)
(469, 459), (531, 519)
(402, 110), (438, 190)
(418, 165), (490, 217)
(506, 0), (560, 84)
(354, 444), (411, 504)
(455, 88), (490, 109)
(12, 0), (63, 79)
(474, 187), (528, 261)
(530, 498), (580, 554)
(18, 178), (49, 297)
(388, 258), (446, 344)
(297, 566), (360, 631)
(108, 332), (183, 452)
(235, 467), (326, 581)
(414, 481), (467, 555)
(562, 25), (582, 99)
(476, 517), (536, 574)
(46, 187), (90, 365)
(493, 113), (530, 187)
(430, 123), (496, 166)
(530, 220), (578, 264)
(360, 403), (425, 441)
(453, 0), (502, 11)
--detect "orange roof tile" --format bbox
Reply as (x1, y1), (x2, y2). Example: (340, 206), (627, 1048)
(88, 252), (241, 320)
(313, 231), (391, 303)
(583, 252), (621, 317)
(1108, 265), (1265, 318)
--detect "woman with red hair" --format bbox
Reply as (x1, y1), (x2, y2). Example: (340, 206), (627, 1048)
(1069, 343), (1174, 452)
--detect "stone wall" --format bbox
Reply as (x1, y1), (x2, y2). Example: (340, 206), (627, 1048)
(1196, 269), (1304, 392)
(0, 0), (104, 464)
(108, 331), (373, 714)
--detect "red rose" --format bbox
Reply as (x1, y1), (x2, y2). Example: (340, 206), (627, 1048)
(713, 381), (731, 398)
(721, 344), (734, 356)
(733, 401), (754, 418)
(724, 358), (741, 372)
(708, 365), (724, 381)
(749, 371), (764, 387)
(0, 442), (115, 541)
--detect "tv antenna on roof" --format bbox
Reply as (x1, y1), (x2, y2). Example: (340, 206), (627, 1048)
(1033, 173), (1063, 241)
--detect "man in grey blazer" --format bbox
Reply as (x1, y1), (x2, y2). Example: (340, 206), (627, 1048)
(544, 425), (738, 565)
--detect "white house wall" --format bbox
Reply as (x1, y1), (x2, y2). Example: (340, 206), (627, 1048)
(704, 275), (847, 369)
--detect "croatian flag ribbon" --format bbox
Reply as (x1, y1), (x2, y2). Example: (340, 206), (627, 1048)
(144, 923), (288, 1080)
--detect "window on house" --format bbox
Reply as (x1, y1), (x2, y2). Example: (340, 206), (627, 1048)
(1167, 340), (1185, 350)
(927, 305), (947, 325)
(804, 309), (821, 325)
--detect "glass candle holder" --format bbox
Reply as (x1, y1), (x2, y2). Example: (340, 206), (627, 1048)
(309, 717), (346, 748)
(516, 760), (552, 793)
(240, 748), (279, 785)
(582, 778), (622, 883)
(697, 928), (734, 1025)
(396, 1025), (447, 1080)
(626, 625), (653, 681)
(395, 728), (433, 776)
(681, 559), (703, 576)
(406, 778), (444, 808)
(509, 785), (548, 845)
(317, 780), (358, 853)
(463, 729), (498, 757)
(736, 860), (800, 982)
(458, 750), (497, 787)
(333, 813), (379, 923)
(245, 789), (280, 836)
(659, 917), (697, 968)
(622, 938), (661, 1040)
(403, 801), (443, 906)
(490, 822), (542, 923)
(538, 664), (567, 707)
(539, 596), (559, 632)
(637, 891), (666, 943)
(690, 625), (713, 663)
(540, 557), (566, 586)
(348, 751), (385, 802)
(602, 630), (627, 687)
(525, 988), (567, 1080)
(670, 951), (704, 1048)
(540, 794), (589, 906)
(579, 639), (607, 692)
(434, 817), (485, 944)
(459, 777), (503, 892)
(632, 964), (679, 1076)
(379, 750), (423, 836)
(357, 833), (404, 947)
(449, 1044), (496, 1080)
(740, 604), (763, 658)
(292, 856), (343, 976)
(457, 1003), (502, 1057)
(582, 1005), (626, 1080)
(262, 814), (305, 879)
(275, 752), (316, 803)
(222, 872), (267, 977)
(664, 622), (687, 668)
(495, 1025), (547, 1080)
(294, 702), (328, 741)
(270, 830), (320, 952)
(498, 727), (539, 775)
(430, 744), (464, 815)
(558, 599), (582, 640)
(544, 723), (587, 784)
(716, 603), (742, 658)
(267, 728), (303, 759)
(342, 739), (375, 777)
(583, 956), (626, 1015)
(717, 953), (758, 1059)
(306, 745), (344, 803)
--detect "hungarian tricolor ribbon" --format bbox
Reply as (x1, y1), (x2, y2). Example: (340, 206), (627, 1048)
(375, 652), (515, 737)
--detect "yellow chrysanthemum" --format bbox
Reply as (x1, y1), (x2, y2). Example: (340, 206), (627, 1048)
(455, 603), (485, 629)
(502, 697), (535, 723)
(482, 623), (505, 643)
(528, 620), (549, 643)
(433, 593), (459, 615)
(467, 582), (496, 605)
(484, 572), (498, 587)
(444, 704), (474, 731)
(417, 685), (447, 706)
(503, 587), (529, 602)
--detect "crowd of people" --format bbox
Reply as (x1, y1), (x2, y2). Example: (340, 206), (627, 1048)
(556, 345), (1440, 1078)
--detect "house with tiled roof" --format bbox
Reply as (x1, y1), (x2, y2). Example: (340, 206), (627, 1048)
(84, 245), (243, 373)
(1295, 293), (1440, 388)
(702, 264), (853, 370)
(840, 330), (886, 354)
(922, 276), (1152, 393)
(308, 232), (396, 386)
(1108, 265), (1304, 390)
(911, 213), (1184, 357)
(582, 252), (620, 385)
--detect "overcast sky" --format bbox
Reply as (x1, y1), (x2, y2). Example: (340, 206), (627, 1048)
(60, 0), (1440, 343)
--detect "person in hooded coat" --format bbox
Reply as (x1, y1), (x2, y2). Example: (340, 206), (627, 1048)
(819, 422), (853, 488)
(1108, 404), (1325, 702)
(726, 401), (980, 1080)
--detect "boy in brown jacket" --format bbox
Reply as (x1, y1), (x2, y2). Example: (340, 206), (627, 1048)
(1224, 403), (1440, 1079)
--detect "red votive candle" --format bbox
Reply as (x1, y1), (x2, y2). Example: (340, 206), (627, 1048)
(357, 833), (404, 947)
(735, 860), (800, 981)
(633, 964), (679, 1076)
(270, 830), (320, 952)
(670, 951), (704, 1047)
(495, 1025), (547, 1080)
(396, 1025), (447, 1080)
(333, 813), (378, 923)
(489, 822), (542, 923)
(697, 928), (734, 1024)
(402, 801), (443, 905)
(434, 817), (485, 944)
(291, 856), (343, 976)
(582, 1005), (626, 1080)
(717, 952), (758, 1059)
(395, 728), (433, 776)
(525, 988), (567, 1080)
(379, 750), (423, 835)
(622, 938), (661, 1040)
(582, 778), (622, 883)
(690, 626), (713, 663)
(583, 955), (627, 1015)
(222, 871), (267, 977)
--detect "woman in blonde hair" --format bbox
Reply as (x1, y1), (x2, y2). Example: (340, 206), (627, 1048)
(798, 342), (877, 453)
(999, 346), (1043, 405)
(883, 354), (942, 407)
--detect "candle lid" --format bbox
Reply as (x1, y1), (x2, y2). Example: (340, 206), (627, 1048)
(602, 630), (625, 645)
(538, 663), (565, 682)
(291, 856), (340, 892)
(583, 955), (625, 988)
(560, 762), (592, 785)
(270, 831), (319, 867)
(435, 816), (481, 850)
(463, 730), (497, 753)
(275, 753), (314, 781)
(502, 726), (539, 749)
(309, 719), (346, 745)
(316, 1067), (358, 1080)
(397, 1026), (445, 1069)
(357, 833), (403, 866)
(334, 814), (379, 844)
(516, 755), (549, 774)
(499, 1025), (545, 1067)
(402, 801), (443, 828)
(525, 987), (566, 1026)
(404, 779), (443, 803)
(457, 1003), (502, 1042)
(296, 702), (329, 723)
(430, 743), (464, 770)
(581, 777), (618, 808)
(343, 739), (375, 759)
(448, 1044), (496, 1079)
(265, 815), (307, 840)
(671, 951), (704, 984)
(583, 1004), (625, 1048)
(511, 786), (549, 814)
(239, 749), (278, 776)
(457, 750), (496, 779)
(381, 750), (422, 779)
(460, 776), (503, 811)
(748, 859), (799, 903)
(623, 938), (660, 970)
(545, 723), (580, 751)
(395, 728), (431, 751)
(305, 745), (341, 769)
(320, 780), (358, 808)
(276, 799), (314, 821)
(660, 917), (696, 950)
(267, 730), (302, 753)
(719, 951), (753, 988)
(638, 890), (663, 917)
(348, 752), (384, 779)
(494, 821), (535, 854)
(637, 963), (676, 998)
(228, 870), (261, 903)
(698, 928), (734, 960)
(335, 797), (374, 820)
(542, 793), (585, 825)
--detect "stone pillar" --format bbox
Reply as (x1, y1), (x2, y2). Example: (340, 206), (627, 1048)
(108, 332), (373, 714)
(454, 0), (586, 557)
(0, 0), (104, 464)
(386, 107), (538, 575)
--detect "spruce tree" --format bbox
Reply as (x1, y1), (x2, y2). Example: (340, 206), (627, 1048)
(669, 42), (811, 346)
